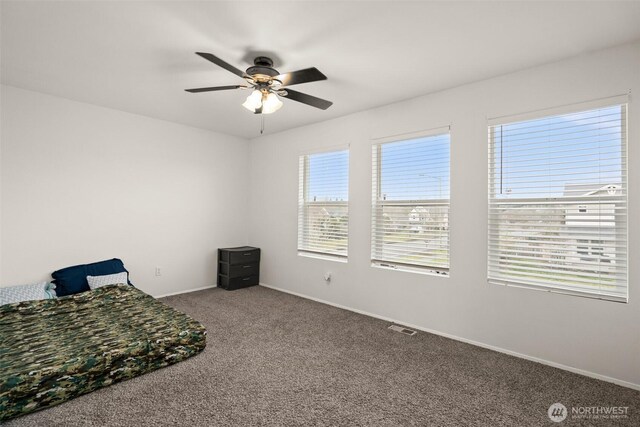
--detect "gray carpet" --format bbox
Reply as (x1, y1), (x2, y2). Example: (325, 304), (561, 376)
(5, 286), (639, 426)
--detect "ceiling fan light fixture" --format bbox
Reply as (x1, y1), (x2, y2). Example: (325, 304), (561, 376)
(242, 89), (263, 112)
(261, 92), (283, 114)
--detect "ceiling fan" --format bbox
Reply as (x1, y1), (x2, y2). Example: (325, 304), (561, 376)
(185, 52), (333, 114)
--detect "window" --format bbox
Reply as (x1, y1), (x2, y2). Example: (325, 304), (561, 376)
(488, 100), (628, 301)
(371, 131), (450, 274)
(298, 148), (349, 259)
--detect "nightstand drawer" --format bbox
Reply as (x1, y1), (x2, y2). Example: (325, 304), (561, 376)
(219, 263), (259, 278)
(218, 275), (259, 290)
(229, 249), (260, 265)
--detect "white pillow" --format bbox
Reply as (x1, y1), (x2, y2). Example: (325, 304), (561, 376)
(0, 282), (56, 305)
(86, 272), (128, 290)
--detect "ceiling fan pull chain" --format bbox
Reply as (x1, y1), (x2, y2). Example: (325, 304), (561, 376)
(260, 115), (265, 134)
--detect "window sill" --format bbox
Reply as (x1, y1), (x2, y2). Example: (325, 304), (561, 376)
(298, 251), (348, 263)
(489, 278), (628, 303)
(371, 262), (449, 278)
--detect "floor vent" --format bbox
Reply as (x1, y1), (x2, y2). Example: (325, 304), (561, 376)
(388, 324), (417, 336)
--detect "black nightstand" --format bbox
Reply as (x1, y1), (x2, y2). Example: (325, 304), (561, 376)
(217, 246), (261, 290)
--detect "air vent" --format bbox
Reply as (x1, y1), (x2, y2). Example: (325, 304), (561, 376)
(388, 324), (417, 336)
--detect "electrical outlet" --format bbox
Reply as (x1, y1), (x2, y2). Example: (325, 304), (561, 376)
(155, 267), (161, 277)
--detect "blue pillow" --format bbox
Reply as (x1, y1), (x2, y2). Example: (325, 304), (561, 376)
(52, 258), (132, 297)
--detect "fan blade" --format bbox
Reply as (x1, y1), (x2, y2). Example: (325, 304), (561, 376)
(281, 89), (332, 110)
(185, 85), (245, 93)
(276, 67), (327, 86)
(195, 52), (246, 78)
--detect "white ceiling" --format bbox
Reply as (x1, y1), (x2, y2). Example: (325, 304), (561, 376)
(2, 1), (640, 139)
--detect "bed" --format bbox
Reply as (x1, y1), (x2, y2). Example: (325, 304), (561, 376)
(0, 284), (207, 421)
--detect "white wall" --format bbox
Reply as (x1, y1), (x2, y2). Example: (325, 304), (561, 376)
(248, 41), (640, 388)
(0, 85), (249, 296)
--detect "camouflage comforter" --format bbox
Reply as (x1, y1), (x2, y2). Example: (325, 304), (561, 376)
(0, 284), (206, 421)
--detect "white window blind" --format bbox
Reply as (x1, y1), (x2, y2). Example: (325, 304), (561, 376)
(298, 149), (349, 258)
(488, 101), (628, 302)
(372, 132), (450, 274)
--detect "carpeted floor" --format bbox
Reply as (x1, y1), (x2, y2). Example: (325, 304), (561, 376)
(5, 286), (639, 426)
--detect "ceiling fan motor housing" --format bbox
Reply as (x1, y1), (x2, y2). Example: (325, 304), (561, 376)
(246, 56), (279, 81)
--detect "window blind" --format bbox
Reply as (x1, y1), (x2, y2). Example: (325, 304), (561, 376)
(371, 132), (450, 273)
(298, 149), (349, 258)
(488, 102), (628, 301)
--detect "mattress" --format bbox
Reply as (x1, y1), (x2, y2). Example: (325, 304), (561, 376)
(0, 284), (206, 421)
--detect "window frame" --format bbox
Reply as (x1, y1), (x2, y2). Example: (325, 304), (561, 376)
(297, 146), (350, 261)
(370, 127), (451, 276)
(487, 96), (629, 302)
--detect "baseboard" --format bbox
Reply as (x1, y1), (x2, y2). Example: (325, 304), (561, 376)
(154, 285), (217, 299)
(259, 282), (640, 391)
